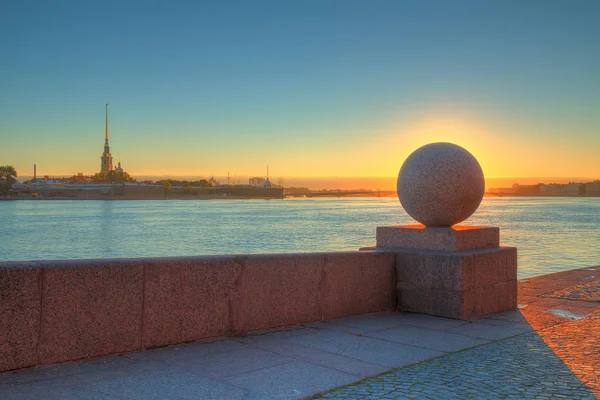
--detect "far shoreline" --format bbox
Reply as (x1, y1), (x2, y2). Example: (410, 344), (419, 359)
(3, 193), (600, 201)
(484, 193), (600, 198)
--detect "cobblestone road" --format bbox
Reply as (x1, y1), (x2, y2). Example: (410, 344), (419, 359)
(315, 333), (595, 399)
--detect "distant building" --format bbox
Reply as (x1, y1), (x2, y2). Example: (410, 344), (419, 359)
(69, 173), (92, 184)
(566, 183), (581, 195)
(487, 183), (539, 195)
(113, 162), (126, 179)
(540, 184), (567, 195)
(586, 181), (600, 194)
(514, 184), (540, 195)
(263, 164), (272, 188)
(488, 187), (517, 194)
(249, 177), (266, 187)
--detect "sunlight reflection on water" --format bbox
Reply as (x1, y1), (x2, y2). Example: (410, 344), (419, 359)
(1, 197), (598, 278)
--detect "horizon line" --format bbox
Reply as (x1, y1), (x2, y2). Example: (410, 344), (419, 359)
(16, 174), (600, 179)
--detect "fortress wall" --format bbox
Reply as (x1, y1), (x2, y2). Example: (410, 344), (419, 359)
(0, 251), (395, 372)
(9, 185), (284, 199)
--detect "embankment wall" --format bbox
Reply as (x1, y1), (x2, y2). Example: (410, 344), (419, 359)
(0, 251), (395, 372)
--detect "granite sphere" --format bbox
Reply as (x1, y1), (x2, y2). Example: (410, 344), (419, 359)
(397, 142), (484, 227)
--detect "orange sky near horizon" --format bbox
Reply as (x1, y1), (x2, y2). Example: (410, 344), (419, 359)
(11, 111), (599, 185)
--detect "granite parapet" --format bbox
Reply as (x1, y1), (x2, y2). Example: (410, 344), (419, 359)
(39, 259), (144, 364)
(0, 251), (396, 373)
(0, 263), (41, 372)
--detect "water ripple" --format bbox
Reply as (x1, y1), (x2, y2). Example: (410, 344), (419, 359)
(1, 197), (598, 278)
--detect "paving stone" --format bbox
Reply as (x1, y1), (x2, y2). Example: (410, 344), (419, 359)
(323, 312), (413, 332)
(0, 383), (89, 400)
(239, 335), (388, 377)
(3, 358), (176, 393)
(366, 325), (490, 352)
(88, 370), (248, 400)
(224, 361), (357, 399)
(305, 321), (372, 335)
(481, 310), (530, 324)
(388, 313), (470, 330)
(288, 329), (443, 368)
(0, 353), (135, 386)
(173, 347), (291, 379)
(243, 325), (318, 340)
(1, 369), (248, 400)
(126, 338), (249, 363)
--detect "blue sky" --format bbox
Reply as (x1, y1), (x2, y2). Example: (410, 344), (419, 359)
(1, 0), (599, 180)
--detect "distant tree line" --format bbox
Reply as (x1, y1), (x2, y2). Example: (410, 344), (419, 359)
(0, 165), (17, 194)
(92, 170), (137, 183)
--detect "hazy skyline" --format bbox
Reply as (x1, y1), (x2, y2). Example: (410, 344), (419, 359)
(2, 0), (599, 181)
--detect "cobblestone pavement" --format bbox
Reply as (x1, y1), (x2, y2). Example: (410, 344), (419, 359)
(315, 333), (595, 399)
(315, 267), (600, 400)
(545, 278), (600, 302)
(535, 308), (600, 394)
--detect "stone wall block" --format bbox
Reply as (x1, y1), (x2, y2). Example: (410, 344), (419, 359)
(321, 252), (395, 319)
(464, 280), (518, 319)
(471, 247), (517, 287)
(397, 284), (464, 318)
(39, 260), (143, 364)
(237, 254), (322, 332)
(143, 256), (242, 348)
(0, 263), (41, 372)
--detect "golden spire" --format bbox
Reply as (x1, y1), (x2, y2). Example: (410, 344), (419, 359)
(105, 103), (109, 142)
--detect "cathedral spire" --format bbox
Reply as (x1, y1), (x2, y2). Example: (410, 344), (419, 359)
(105, 103), (109, 143)
(100, 103), (113, 174)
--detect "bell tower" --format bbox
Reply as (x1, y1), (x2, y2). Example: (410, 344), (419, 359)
(100, 103), (113, 173)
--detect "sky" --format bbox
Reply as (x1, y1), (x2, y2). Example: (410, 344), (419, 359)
(1, 0), (599, 187)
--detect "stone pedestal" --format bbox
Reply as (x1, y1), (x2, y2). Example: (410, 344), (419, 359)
(376, 225), (517, 320)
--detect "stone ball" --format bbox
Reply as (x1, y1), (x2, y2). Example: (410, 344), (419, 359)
(397, 142), (484, 227)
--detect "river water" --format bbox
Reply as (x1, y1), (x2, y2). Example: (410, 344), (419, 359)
(1, 197), (598, 278)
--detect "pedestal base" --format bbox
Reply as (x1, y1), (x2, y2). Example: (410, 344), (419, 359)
(395, 247), (517, 319)
(375, 225), (517, 320)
